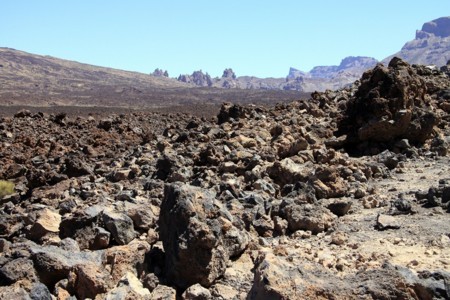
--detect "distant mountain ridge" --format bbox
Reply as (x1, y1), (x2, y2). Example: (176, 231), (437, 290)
(383, 16), (450, 67)
(176, 56), (379, 92)
(288, 56), (378, 80)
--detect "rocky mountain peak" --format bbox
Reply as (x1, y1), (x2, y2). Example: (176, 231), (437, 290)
(384, 16), (450, 67)
(416, 17), (450, 39)
(177, 70), (213, 87)
(287, 67), (309, 80)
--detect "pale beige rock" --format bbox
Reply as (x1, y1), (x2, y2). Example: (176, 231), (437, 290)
(29, 208), (61, 240)
(150, 285), (176, 300)
(182, 283), (211, 300)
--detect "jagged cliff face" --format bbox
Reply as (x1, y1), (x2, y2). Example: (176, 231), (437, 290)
(383, 17), (450, 67)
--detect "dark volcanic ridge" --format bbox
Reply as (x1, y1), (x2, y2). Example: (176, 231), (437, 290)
(1, 58), (450, 299)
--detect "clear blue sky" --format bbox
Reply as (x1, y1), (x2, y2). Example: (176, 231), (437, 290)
(1, 1), (449, 78)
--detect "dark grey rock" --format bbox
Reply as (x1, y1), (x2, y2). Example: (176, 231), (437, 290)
(327, 201), (352, 217)
(159, 183), (248, 289)
(29, 282), (52, 300)
(0, 258), (36, 284)
(102, 208), (136, 245)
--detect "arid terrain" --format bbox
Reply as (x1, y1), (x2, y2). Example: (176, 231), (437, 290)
(0, 57), (449, 299)
(0, 47), (307, 109)
(1, 16), (449, 108)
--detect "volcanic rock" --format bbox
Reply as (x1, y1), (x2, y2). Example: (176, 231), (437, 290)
(68, 263), (112, 299)
(159, 183), (248, 289)
(30, 244), (104, 287)
(338, 57), (438, 154)
(28, 208), (61, 241)
(282, 203), (336, 234)
(102, 208), (137, 245)
(150, 284), (177, 300)
(182, 283), (212, 300)
(0, 258), (36, 284)
(105, 272), (151, 299)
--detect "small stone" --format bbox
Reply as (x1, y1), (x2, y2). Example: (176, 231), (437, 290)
(393, 238), (402, 245)
(0, 258), (36, 284)
(106, 272), (151, 299)
(393, 198), (411, 213)
(354, 188), (366, 199)
(258, 237), (269, 246)
(331, 232), (347, 246)
(69, 263), (112, 299)
(182, 283), (211, 300)
(28, 208), (61, 241)
(273, 216), (288, 236)
(143, 273), (159, 292)
(327, 201), (352, 216)
(102, 209), (136, 245)
(292, 230), (312, 239)
(0, 238), (11, 252)
(151, 284), (176, 300)
(376, 214), (401, 230)
(407, 260), (419, 267)
(91, 227), (111, 249)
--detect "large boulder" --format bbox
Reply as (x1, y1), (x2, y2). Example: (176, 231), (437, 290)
(338, 57), (438, 152)
(159, 183), (248, 289)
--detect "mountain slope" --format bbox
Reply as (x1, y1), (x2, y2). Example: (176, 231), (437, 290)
(0, 48), (305, 107)
(0, 47), (191, 106)
(284, 56), (378, 91)
(383, 17), (450, 66)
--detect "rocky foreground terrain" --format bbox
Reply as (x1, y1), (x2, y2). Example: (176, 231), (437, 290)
(1, 58), (450, 299)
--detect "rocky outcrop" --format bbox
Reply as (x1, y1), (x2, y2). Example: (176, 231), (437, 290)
(286, 67), (309, 80)
(222, 68), (237, 80)
(177, 70), (213, 87)
(338, 57), (439, 154)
